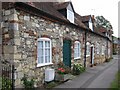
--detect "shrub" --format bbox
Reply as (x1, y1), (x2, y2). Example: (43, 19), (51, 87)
(72, 64), (85, 75)
(45, 82), (58, 88)
(2, 77), (12, 90)
(21, 75), (35, 89)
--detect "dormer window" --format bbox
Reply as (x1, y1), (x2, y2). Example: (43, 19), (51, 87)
(67, 3), (74, 23)
(89, 18), (93, 31)
(67, 9), (74, 23)
(55, 2), (75, 23)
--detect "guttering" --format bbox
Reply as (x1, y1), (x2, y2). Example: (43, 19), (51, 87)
(84, 30), (87, 68)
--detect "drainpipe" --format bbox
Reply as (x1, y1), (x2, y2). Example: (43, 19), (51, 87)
(84, 30), (87, 68)
(106, 37), (108, 61)
(0, 1), (2, 83)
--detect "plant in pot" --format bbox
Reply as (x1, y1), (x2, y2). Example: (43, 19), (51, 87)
(72, 63), (85, 75)
(55, 67), (65, 81)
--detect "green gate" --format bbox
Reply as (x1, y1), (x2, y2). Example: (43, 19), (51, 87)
(63, 40), (71, 67)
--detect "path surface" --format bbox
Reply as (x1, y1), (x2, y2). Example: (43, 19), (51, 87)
(55, 55), (119, 88)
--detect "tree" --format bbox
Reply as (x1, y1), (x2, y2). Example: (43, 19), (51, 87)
(95, 16), (113, 30)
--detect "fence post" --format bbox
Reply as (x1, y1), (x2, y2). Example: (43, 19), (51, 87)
(12, 65), (14, 90)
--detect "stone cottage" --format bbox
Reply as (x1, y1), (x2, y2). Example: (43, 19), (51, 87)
(81, 15), (113, 66)
(1, 2), (113, 87)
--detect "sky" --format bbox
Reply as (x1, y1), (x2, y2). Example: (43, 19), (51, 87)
(66, 0), (119, 37)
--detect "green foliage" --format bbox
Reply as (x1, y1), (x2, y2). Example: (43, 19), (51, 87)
(21, 75), (35, 89)
(72, 64), (85, 75)
(95, 16), (112, 30)
(45, 82), (58, 88)
(2, 77), (12, 90)
(110, 71), (120, 89)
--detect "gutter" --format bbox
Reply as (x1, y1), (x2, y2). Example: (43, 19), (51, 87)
(84, 30), (87, 68)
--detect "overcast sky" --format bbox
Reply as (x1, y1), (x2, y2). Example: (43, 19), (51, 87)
(66, 0), (119, 37)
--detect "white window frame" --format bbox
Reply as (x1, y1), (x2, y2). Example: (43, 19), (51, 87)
(67, 9), (74, 23)
(37, 38), (52, 67)
(74, 41), (81, 59)
(89, 18), (93, 31)
(102, 46), (105, 55)
(96, 43), (100, 55)
(86, 42), (90, 57)
(108, 48), (110, 55)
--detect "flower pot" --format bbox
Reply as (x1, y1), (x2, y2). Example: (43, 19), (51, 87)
(55, 73), (70, 82)
(55, 73), (64, 81)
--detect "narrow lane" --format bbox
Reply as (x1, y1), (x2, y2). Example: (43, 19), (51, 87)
(82, 56), (118, 88)
(55, 55), (118, 88)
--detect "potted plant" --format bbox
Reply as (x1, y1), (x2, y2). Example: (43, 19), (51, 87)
(55, 67), (65, 81)
(55, 62), (72, 81)
(72, 63), (85, 75)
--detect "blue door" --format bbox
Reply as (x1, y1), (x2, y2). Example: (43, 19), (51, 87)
(63, 40), (71, 67)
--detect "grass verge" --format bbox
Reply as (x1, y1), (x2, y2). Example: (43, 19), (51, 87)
(110, 70), (120, 89)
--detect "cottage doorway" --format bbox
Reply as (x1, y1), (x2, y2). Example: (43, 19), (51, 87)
(90, 45), (94, 65)
(63, 39), (71, 67)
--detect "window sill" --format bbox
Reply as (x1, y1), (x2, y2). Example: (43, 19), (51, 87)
(74, 57), (81, 60)
(86, 55), (90, 57)
(37, 63), (53, 67)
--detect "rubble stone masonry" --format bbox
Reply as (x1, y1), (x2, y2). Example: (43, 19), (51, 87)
(2, 8), (112, 87)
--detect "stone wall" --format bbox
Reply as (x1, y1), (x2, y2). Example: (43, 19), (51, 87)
(86, 32), (107, 66)
(2, 8), (85, 87)
(2, 7), (112, 87)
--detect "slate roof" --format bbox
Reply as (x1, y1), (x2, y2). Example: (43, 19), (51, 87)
(16, 2), (88, 29)
(3, 2), (112, 38)
(54, 2), (69, 10)
(74, 13), (89, 29)
(33, 2), (68, 21)
(29, 2), (107, 36)
(81, 15), (91, 22)
(54, 2), (75, 12)
(94, 27), (106, 36)
(98, 27), (107, 33)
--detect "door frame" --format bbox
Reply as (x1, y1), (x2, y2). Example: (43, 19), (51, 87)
(90, 44), (94, 65)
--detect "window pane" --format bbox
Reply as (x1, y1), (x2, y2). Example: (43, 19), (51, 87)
(45, 56), (47, 63)
(38, 56), (43, 64)
(38, 49), (43, 56)
(45, 42), (50, 63)
(45, 41), (48, 47)
(74, 42), (81, 58)
(45, 41), (50, 47)
(48, 41), (50, 47)
(37, 38), (51, 65)
(38, 41), (44, 64)
(45, 49), (47, 56)
(38, 57), (40, 63)
(38, 41), (43, 48)
(48, 49), (50, 62)
(48, 56), (50, 62)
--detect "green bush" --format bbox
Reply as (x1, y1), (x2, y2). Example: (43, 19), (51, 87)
(21, 75), (35, 89)
(72, 64), (85, 75)
(45, 82), (58, 88)
(2, 77), (12, 90)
